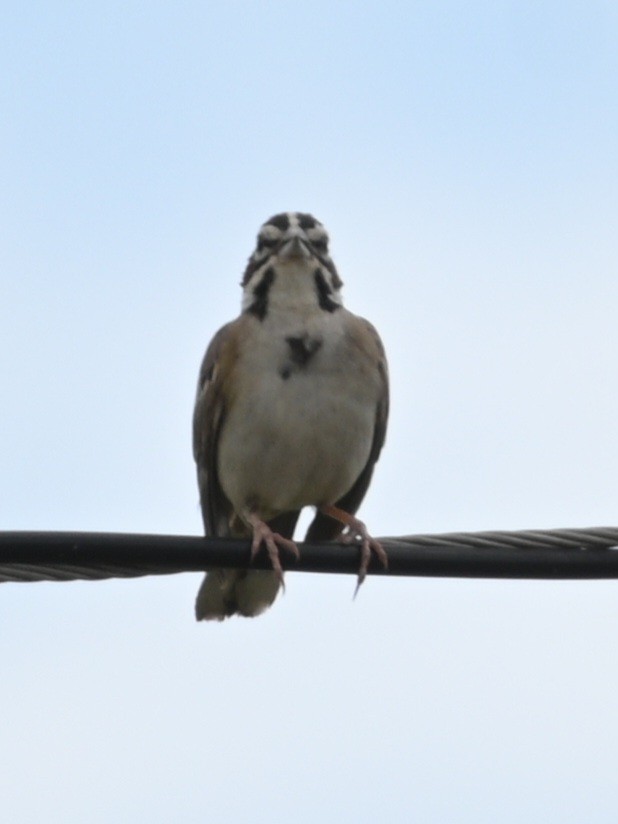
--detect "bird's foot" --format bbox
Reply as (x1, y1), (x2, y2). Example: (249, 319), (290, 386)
(319, 504), (388, 596)
(245, 512), (300, 588)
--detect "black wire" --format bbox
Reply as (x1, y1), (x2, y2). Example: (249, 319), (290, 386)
(0, 527), (617, 583)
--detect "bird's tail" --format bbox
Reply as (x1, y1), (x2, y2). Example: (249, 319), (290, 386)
(195, 510), (300, 621)
(195, 568), (281, 621)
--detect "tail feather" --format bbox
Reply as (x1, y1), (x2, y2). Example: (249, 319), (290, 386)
(195, 569), (280, 621)
(195, 510), (301, 621)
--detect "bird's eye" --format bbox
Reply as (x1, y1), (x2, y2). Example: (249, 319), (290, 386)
(257, 235), (278, 251)
(311, 237), (328, 253)
(256, 224), (283, 253)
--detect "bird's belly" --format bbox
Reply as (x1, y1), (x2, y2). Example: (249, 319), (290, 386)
(217, 369), (375, 517)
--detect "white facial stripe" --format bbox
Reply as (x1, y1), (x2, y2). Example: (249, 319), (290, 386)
(260, 224), (283, 242)
(307, 226), (328, 245)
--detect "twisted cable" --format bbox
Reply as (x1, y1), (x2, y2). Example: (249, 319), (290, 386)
(0, 527), (617, 583)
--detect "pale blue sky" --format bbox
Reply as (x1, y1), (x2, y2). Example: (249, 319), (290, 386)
(2, 3), (618, 822)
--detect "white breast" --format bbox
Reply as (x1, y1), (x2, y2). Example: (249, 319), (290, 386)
(217, 308), (379, 520)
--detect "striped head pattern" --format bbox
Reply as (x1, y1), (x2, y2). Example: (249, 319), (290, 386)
(241, 212), (344, 319)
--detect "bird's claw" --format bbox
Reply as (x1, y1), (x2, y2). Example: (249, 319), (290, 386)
(347, 528), (388, 598)
(320, 504), (388, 597)
(247, 516), (300, 589)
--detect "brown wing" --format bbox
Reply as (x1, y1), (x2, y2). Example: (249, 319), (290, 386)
(305, 317), (389, 542)
(192, 320), (238, 537)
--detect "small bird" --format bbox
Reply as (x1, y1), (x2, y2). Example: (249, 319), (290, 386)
(193, 212), (389, 620)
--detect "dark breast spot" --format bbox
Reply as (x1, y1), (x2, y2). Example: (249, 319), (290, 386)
(285, 334), (323, 366)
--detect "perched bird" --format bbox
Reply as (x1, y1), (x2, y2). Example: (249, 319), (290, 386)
(193, 212), (389, 620)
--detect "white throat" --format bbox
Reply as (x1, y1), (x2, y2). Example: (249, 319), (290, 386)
(241, 260), (342, 317)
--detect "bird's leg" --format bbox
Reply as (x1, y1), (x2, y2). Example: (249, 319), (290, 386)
(319, 504), (388, 595)
(244, 511), (300, 588)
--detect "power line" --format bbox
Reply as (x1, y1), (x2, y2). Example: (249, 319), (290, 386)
(0, 526), (618, 583)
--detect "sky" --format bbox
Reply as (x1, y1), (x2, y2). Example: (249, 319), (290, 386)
(1, 1), (618, 821)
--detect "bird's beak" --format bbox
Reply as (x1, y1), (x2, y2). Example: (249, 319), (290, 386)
(278, 235), (311, 261)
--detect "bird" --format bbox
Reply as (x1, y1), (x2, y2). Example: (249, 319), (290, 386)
(193, 212), (389, 620)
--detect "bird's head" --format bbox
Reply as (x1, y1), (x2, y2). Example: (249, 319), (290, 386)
(241, 212), (343, 319)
